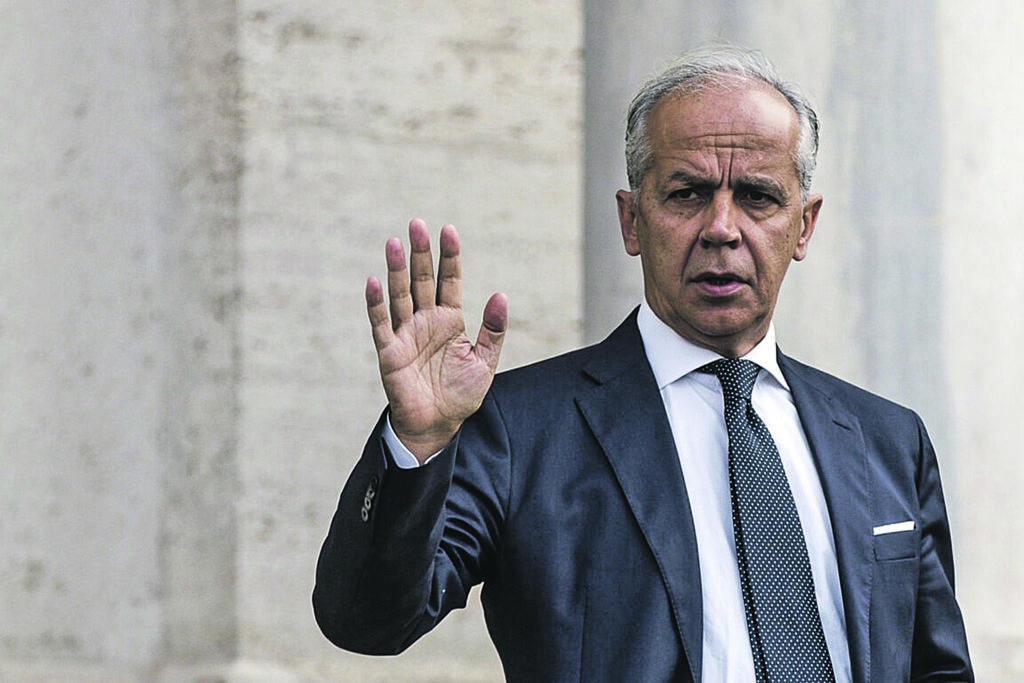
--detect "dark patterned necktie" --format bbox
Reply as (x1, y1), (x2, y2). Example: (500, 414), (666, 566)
(702, 359), (835, 683)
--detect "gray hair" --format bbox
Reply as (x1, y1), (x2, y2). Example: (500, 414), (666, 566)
(624, 45), (819, 199)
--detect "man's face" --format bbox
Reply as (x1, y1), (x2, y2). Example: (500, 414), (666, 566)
(616, 82), (822, 358)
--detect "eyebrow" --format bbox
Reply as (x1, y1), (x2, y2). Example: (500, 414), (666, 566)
(735, 176), (789, 201)
(665, 171), (790, 201)
(666, 171), (716, 187)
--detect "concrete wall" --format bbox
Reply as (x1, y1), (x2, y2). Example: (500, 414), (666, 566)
(0, 0), (1020, 680)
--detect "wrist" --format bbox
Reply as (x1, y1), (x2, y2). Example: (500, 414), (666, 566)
(389, 421), (460, 464)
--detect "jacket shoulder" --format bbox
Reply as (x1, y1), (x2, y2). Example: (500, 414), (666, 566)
(489, 311), (648, 400)
(780, 352), (921, 423)
(492, 344), (594, 392)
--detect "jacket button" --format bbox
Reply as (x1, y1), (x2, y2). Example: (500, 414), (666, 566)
(360, 476), (379, 522)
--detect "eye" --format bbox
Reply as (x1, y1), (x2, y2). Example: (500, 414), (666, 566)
(668, 188), (702, 202)
(743, 189), (777, 205)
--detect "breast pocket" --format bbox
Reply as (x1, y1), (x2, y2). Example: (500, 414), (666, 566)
(873, 528), (920, 561)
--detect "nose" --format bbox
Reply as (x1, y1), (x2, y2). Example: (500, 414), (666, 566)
(699, 193), (742, 248)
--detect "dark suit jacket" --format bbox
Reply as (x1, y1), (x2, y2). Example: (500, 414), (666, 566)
(314, 312), (973, 682)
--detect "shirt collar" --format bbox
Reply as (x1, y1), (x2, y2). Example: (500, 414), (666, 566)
(636, 300), (789, 391)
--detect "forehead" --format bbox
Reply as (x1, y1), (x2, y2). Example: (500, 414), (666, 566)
(647, 82), (801, 170)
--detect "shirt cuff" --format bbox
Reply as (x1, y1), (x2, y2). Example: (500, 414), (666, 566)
(382, 413), (445, 469)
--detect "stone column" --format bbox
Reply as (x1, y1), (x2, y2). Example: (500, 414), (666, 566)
(938, 2), (1024, 679)
(0, 1), (241, 678)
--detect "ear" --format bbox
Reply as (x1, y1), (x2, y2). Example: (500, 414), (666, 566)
(793, 194), (822, 262)
(616, 190), (642, 256)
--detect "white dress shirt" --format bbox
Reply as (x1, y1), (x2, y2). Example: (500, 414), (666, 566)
(384, 303), (853, 681)
(636, 301), (851, 682)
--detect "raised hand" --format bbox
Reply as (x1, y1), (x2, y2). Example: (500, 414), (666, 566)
(365, 219), (508, 462)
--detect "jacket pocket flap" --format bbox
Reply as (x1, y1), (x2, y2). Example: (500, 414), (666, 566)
(873, 528), (920, 561)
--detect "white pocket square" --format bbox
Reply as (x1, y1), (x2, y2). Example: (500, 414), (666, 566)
(873, 520), (916, 536)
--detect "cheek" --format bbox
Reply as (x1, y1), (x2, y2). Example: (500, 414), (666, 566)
(760, 252), (796, 291)
(642, 213), (694, 253)
(649, 233), (691, 274)
(751, 239), (797, 288)
(638, 234), (688, 288)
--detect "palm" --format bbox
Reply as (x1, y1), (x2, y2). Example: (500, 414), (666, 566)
(366, 220), (507, 461)
(378, 305), (494, 432)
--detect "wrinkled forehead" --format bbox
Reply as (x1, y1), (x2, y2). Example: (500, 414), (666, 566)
(648, 81), (801, 158)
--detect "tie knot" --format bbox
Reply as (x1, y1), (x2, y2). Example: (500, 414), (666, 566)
(700, 358), (760, 401)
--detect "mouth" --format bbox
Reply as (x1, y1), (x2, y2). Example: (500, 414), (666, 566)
(699, 274), (739, 286)
(692, 271), (747, 296)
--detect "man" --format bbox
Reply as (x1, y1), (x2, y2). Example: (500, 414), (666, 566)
(314, 46), (973, 681)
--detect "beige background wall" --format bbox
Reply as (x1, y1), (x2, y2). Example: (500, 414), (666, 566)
(0, 0), (1019, 681)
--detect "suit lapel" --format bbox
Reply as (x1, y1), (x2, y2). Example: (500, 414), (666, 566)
(780, 353), (872, 683)
(575, 314), (703, 682)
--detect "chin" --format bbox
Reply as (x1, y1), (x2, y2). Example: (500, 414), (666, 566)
(692, 317), (753, 338)
(692, 317), (766, 345)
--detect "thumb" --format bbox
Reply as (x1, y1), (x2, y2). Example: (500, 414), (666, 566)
(475, 292), (508, 370)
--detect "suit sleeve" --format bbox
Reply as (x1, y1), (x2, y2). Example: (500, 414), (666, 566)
(312, 398), (510, 655)
(910, 414), (974, 682)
